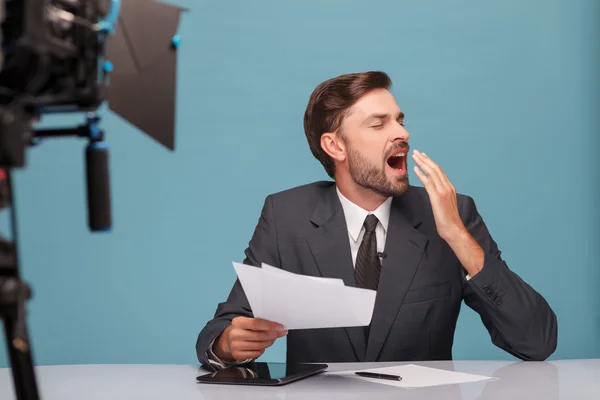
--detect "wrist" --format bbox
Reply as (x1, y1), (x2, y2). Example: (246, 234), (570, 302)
(444, 227), (484, 276)
(441, 225), (469, 245)
(214, 326), (235, 362)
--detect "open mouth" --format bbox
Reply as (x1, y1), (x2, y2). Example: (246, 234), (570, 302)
(386, 150), (407, 174)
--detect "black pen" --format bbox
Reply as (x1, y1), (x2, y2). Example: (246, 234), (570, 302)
(355, 372), (402, 381)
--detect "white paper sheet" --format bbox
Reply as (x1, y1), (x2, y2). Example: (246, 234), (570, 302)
(232, 262), (376, 330)
(330, 364), (495, 388)
(260, 263), (344, 286)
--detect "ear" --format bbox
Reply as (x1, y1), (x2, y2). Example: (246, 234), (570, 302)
(320, 132), (346, 163)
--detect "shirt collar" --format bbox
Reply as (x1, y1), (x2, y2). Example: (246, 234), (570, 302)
(336, 186), (393, 242)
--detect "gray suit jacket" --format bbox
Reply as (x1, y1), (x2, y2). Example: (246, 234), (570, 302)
(196, 181), (557, 368)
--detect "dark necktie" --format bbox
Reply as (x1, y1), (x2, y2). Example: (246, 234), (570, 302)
(354, 214), (381, 343)
(354, 214), (381, 291)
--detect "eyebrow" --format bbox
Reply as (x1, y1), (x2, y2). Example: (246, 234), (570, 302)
(363, 111), (405, 125)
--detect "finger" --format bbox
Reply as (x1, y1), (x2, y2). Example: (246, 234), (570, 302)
(235, 317), (285, 332)
(234, 339), (276, 352)
(413, 150), (443, 183)
(419, 152), (456, 194)
(232, 328), (287, 342)
(411, 151), (438, 189)
(420, 152), (451, 185)
(413, 165), (433, 191)
(412, 150), (447, 190)
(250, 318), (285, 332)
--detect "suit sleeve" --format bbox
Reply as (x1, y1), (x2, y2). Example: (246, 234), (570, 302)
(195, 195), (282, 369)
(460, 195), (558, 361)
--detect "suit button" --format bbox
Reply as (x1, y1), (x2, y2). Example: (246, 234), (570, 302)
(483, 285), (492, 294)
(495, 297), (502, 306)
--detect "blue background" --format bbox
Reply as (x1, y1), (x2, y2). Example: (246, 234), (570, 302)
(1, 0), (599, 368)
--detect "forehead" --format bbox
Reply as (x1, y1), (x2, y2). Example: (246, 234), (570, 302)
(346, 89), (402, 122)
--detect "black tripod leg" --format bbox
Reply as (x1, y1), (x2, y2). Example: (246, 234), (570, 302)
(0, 170), (40, 400)
(3, 309), (40, 400)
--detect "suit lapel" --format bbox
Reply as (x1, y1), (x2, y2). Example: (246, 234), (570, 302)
(305, 185), (366, 361)
(365, 188), (429, 361)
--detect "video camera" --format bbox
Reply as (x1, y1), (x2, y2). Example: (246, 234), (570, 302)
(0, 1), (185, 399)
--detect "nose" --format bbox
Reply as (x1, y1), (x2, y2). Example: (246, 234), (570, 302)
(391, 121), (410, 143)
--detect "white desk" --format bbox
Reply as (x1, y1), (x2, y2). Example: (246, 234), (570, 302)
(1, 360), (598, 399)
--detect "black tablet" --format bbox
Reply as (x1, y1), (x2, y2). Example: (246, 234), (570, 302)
(196, 362), (328, 386)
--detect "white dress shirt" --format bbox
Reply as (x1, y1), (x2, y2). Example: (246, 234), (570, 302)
(335, 187), (392, 267)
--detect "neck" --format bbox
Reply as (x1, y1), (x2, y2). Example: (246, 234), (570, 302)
(335, 173), (388, 212)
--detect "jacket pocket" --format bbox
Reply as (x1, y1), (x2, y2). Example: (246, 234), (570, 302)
(404, 280), (451, 304)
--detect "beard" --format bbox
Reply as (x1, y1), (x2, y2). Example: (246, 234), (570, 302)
(346, 144), (409, 198)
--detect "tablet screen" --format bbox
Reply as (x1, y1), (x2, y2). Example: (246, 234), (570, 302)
(197, 362), (328, 385)
(212, 362), (316, 379)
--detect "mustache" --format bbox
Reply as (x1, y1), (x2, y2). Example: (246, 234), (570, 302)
(386, 142), (410, 157)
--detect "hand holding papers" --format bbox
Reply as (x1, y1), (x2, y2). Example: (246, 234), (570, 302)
(231, 262), (376, 330)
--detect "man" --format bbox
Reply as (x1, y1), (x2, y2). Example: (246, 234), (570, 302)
(196, 71), (558, 369)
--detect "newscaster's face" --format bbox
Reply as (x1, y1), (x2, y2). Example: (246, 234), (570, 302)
(339, 89), (410, 197)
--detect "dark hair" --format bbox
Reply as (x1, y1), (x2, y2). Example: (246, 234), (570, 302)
(303, 71), (392, 178)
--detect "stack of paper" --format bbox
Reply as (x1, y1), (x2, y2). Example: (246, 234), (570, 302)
(330, 364), (495, 388)
(231, 262), (377, 330)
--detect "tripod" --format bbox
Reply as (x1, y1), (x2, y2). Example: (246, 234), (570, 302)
(0, 169), (40, 400)
(0, 113), (111, 400)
